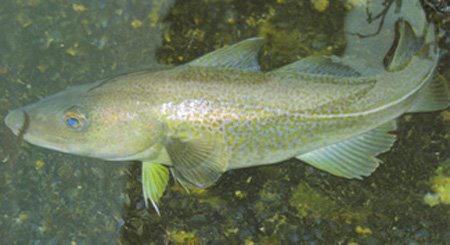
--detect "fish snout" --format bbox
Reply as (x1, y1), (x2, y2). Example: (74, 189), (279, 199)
(5, 109), (28, 136)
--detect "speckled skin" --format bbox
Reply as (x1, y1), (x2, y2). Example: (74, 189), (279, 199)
(83, 49), (437, 170)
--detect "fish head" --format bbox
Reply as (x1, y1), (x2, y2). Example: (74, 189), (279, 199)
(5, 82), (165, 161)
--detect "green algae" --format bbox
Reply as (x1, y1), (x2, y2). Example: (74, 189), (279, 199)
(290, 181), (339, 219)
(424, 158), (450, 207)
(289, 181), (373, 226)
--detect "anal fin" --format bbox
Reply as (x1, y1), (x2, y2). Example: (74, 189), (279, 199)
(141, 162), (169, 215)
(296, 121), (397, 179)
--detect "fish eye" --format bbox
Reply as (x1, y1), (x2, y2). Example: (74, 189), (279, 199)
(63, 107), (88, 131)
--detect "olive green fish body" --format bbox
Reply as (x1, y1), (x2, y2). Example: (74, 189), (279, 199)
(96, 45), (436, 170)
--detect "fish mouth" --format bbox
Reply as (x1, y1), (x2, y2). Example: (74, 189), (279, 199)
(5, 109), (30, 139)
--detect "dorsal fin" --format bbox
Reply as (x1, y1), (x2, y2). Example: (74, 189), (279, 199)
(187, 37), (265, 72)
(270, 56), (362, 77)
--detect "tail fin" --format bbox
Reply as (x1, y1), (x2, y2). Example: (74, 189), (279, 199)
(384, 20), (438, 72)
(388, 21), (449, 113)
(384, 21), (423, 71)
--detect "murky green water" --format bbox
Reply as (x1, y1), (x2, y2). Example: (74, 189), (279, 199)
(0, 0), (449, 244)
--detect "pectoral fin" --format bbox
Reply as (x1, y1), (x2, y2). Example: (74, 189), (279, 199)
(297, 121), (397, 179)
(141, 162), (169, 215)
(166, 133), (228, 189)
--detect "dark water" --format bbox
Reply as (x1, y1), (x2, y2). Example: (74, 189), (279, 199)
(0, 0), (449, 244)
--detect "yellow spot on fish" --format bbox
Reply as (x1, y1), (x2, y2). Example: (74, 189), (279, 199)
(311, 0), (329, 12)
(131, 20), (143, 28)
(72, 4), (86, 12)
(35, 159), (45, 170)
(104, 110), (121, 122)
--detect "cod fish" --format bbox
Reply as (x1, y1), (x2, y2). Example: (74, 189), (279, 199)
(5, 21), (449, 214)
